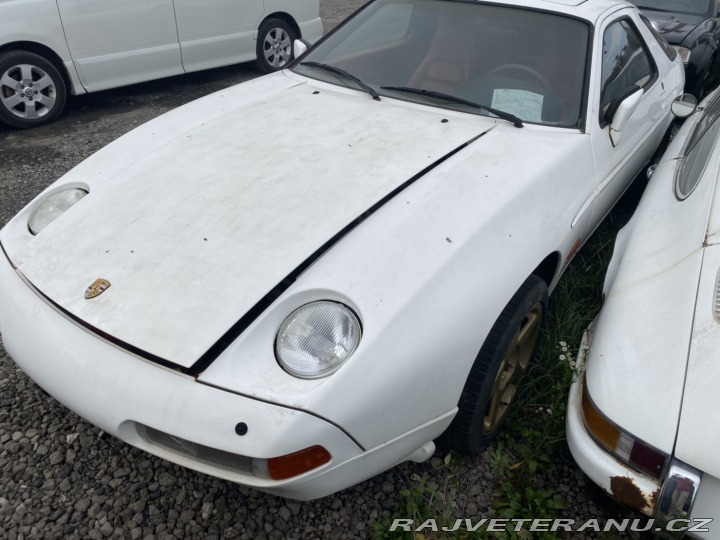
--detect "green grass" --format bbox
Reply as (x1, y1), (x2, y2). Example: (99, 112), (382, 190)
(486, 219), (618, 539)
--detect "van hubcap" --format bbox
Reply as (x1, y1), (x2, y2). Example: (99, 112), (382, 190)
(0, 64), (57, 119)
(263, 28), (292, 68)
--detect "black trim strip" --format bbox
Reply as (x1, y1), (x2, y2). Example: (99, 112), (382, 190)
(188, 127), (492, 375)
(1, 127), (488, 447)
(2, 125), (491, 379)
(198, 380), (366, 451)
(4, 255), (198, 375)
(2, 240), (366, 447)
(0, 241), (15, 269)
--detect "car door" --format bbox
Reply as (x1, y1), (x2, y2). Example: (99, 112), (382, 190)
(588, 11), (675, 221)
(56, 0), (182, 92)
(172, 0), (264, 73)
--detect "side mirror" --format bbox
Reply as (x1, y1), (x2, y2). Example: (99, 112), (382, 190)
(671, 93), (698, 118)
(293, 39), (310, 59)
(609, 89), (643, 146)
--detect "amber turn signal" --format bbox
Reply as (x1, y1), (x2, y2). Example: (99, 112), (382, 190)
(268, 445), (331, 480)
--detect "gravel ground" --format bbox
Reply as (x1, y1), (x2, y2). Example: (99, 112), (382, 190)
(0, 2), (647, 538)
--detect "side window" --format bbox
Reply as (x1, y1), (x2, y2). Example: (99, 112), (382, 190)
(599, 19), (657, 125)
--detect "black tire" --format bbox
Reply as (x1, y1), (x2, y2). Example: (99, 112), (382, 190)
(255, 18), (297, 74)
(447, 275), (548, 454)
(0, 50), (67, 129)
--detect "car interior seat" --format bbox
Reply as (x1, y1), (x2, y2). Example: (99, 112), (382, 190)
(406, 16), (475, 93)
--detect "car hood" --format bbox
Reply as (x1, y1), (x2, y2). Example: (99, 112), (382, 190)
(6, 75), (494, 369)
(643, 11), (704, 44)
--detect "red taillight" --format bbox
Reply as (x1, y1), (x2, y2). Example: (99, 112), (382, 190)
(629, 441), (666, 478)
(582, 384), (667, 479)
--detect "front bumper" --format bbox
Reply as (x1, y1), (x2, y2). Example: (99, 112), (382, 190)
(0, 244), (446, 500)
(567, 330), (710, 537)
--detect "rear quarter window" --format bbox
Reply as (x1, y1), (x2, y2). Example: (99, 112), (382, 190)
(676, 93), (720, 199)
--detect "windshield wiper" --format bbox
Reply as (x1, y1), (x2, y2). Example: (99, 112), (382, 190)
(300, 61), (380, 101)
(635, 6), (675, 13)
(380, 86), (523, 128)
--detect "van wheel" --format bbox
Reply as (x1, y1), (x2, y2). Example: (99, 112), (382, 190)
(0, 51), (67, 129)
(256, 19), (297, 73)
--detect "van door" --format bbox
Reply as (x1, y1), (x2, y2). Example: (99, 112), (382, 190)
(56, 0), (182, 92)
(172, 0), (264, 72)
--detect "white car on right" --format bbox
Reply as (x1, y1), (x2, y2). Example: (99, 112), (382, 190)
(567, 87), (720, 537)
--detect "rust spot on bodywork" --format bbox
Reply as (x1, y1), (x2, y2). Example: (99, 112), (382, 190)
(610, 476), (656, 514)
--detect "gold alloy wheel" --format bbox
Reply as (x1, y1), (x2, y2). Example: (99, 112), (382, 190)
(483, 302), (543, 434)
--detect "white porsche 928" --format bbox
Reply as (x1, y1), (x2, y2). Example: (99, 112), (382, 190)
(0, 0), (684, 500)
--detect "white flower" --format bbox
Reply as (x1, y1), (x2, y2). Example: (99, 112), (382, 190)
(559, 355), (566, 361)
(546, 408), (553, 415)
(559, 341), (567, 347)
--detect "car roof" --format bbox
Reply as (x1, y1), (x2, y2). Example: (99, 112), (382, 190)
(467, 0), (630, 23)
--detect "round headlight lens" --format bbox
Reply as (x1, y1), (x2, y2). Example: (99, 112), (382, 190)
(276, 301), (362, 379)
(28, 187), (88, 235)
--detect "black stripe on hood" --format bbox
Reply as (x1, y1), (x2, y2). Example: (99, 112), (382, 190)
(1, 125), (493, 378)
(188, 125), (493, 375)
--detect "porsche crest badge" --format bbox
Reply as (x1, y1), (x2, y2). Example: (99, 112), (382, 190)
(85, 278), (111, 299)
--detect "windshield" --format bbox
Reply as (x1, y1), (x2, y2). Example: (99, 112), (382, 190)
(628, 0), (712, 17)
(292, 0), (590, 128)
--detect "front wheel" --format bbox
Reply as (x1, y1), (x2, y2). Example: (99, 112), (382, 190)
(0, 51), (67, 129)
(447, 275), (548, 454)
(255, 18), (297, 74)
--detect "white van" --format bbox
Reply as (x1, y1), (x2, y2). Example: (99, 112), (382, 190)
(0, 0), (322, 128)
